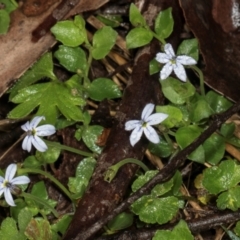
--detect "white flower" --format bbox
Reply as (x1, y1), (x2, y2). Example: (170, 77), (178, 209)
(21, 116), (56, 152)
(155, 43), (197, 82)
(125, 103), (168, 146)
(0, 164), (30, 206)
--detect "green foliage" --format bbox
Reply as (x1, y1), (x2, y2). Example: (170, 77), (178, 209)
(234, 221), (240, 237)
(18, 208), (33, 235)
(35, 145), (61, 164)
(148, 138), (173, 158)
(68, 157), (96, 199)
(153, 220), (194, 240)
(177, 39), (199, 61)
(96, 15), (123, 28)
(220, 123), (235, 138)
(87, 78), (122, 101)
(129, 3), (146, 27)
(51, 215), (72, 236)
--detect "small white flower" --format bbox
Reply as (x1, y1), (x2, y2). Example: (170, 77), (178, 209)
(0, 164), (30, 206)
(21, 116), (56, 152)
(125, 103), (168, 146)
(155, 43), (197, 82)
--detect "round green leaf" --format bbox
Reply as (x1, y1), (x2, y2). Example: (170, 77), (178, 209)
(54, 46), (87, 73)
(51, 20), (85, 47)
(188, 145), (205, 163)
(87, 78), (122, 101)
(220, 123), (235, 138)
(156, 105), (183, 128)
(129, 3), (146, 27)
(160, 77), (195, 104)
(150, 58), (161, 75)
(177, 39), (199, 61)
(154, 7), (174, 40)
(92, 26), (118, 59)
(148, 138), (173, 158)
(36, 143), (61, 164)
(126, 27), (153, 49)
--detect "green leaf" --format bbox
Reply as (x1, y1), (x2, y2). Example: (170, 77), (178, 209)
(234, 221), (240, 237)
(150, 58), (161, 75)
(54, 46), (87, 74)
(9, 53), (56, 100)
(153, 220), (194, 240)
(23, 156), (42, 169)
(0, 10), (10, 34)
(87, 78), (122, 101)
(203, 134), (225, 165)
(154, 8), (174, 40)
(68, 157), (96, 199)
(0, 218), (26, 240)
(177, 39), (199, 61)
(131, 195), (179, 224)
(223, 226), (240, 240)
(25, 218), (52, 240)
(96, 15), (122, 28)
(0, 0), (18, 13)
(92, 26), (118, 59)
(202, 160), (240, 194)
(82, 125), (103, 153)
(107, 212), (133, 231)
(35, 144), (61, 164)
(189, 98), (214, 123)
(160, 77), (195, 104)
(206, 91), (233, 114)
(8, 81), (85, 124)
(126, 27), (153, 49)
(51, 215), (72, 235)
(151, 178), (174, 197)
(220, 123), (235, 138)
(129, 3), (146, 27)
(132, 170), (158, 192)
(51, 19), (85, 47)
(148, 138), (173, 158)
(18, 208), (33, 234)
(156, 105), (183, 128)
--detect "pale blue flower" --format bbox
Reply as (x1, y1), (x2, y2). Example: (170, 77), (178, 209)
(21, 116), (56, 152)
(125, 103), (168, 146)
(0, 164), (30, 206)
(155, 43), (197, 82)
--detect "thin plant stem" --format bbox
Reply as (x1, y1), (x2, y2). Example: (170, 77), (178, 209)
(191, 65), (205, 96)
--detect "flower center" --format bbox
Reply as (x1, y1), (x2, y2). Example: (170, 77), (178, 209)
(170, 56), (177, 65)
(27, 128), (36, 136)
(2, 180), (11, 189)
(141, 120), (147, 128)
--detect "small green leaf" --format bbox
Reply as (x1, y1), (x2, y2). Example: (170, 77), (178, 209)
(23, 156), (42, 169)
(220, 123), (235, 138)
(150, 58), (161, 75)
(87, 78), (122, 101)
(131, 195), (179, 224)
(107, 212), (133, 231)
(148, 138), (173, 158)
(51, 20), (85, 47)
(156, 105), (183, 128)
(153, 220), (194, 240)
(51, 215), (72, 236)
(92, 26), (118, 59)
(96, 15), (122, 28)
(154, 8), (174, 40)
(160, 77), (195, 104)
(0, 10), (10, 34)
(35, 144), (61, 164)
(0, 0), (18, 13)
(203, 134), (225, 165)
(54, 45), (87, 74)
(82, 125), (103, 154)
(126, 27), (153, 49)
(68, 157), (96, 198)
(18, 208), (33, 234)
(177, 39), (199, 61)
(151, 178), (174, 197)
(217, 186), (240, 211)
(9, 53), (56, 100)
(206, 91), (233, 113)
(202, 160), (240, 194)
(129, 3), (146, 27)
(234, 221), (240, 237)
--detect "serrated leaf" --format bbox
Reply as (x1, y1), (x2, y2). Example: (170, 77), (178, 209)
(126, 27), (153, 49)
(87, 78), (122, 101)
(160, 77), (195, 104)
(9, 53), (56, 100)
(54, 45), (87, 74)
(68, 157), (96, 198)
(129, 3), (146, 27)
(8, 81), (85, 124)
(154, 8), (174, 40)
(177, 39), (199, 61)
(202, 160), (240, 194)
(82, 125), (103, 153)
(153, 220), (194, 240)
(131, 195), (179, 224)
(92, 26), (118, 59)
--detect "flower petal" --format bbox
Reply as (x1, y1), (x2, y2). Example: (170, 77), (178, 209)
(129, 125), (143, 147)
(4, 188), (15, 206)
(173, 62), (187, 82)
(160, 62), (173, 80)
(143, 125), (160, 144)
(22, 135), (33, 152)
(164, 43), (175, 58)
(5, 164), (17, 182)
(0, 176), (4, 184)
(146, 113), (168, 125)
(30, 116), (45, 129)
(21, 121), (31, 132)
(155, 53), (170, 64)
(177, 55), (197, 65)
(32, 136), (48, 152)
(125, 120), (141, 131)
(0, 187), (4, 197)
(11, 176), (30, 185)
(141, 103), (154, 121)
(36, 124), (56, 136)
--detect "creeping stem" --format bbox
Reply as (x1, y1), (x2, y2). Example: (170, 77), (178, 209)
(191, 65), (205, 96)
